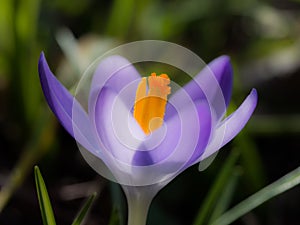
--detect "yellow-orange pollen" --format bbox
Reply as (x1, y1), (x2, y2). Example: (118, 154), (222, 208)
(133, 73), (171, 135)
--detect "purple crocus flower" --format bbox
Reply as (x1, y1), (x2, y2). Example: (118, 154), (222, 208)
(38, 50), (257, 225)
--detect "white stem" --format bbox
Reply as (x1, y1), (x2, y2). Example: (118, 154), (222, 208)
(123, 186), (158, 225)
(127, 193), (151, 225)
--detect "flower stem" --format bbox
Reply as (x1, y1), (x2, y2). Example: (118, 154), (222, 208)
(127, 195), (151, 225)
(123, 186), (156, 225)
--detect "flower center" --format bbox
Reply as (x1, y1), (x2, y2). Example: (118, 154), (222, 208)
(133, 73), (171, 135)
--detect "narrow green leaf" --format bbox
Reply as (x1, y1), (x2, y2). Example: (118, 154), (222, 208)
(208, 169), (240, 224)
(34, 166), (57, 225)
(211, 166), (300, 225)
(227, 103), (265, 190)
(108, 206), (121, 225)
(235, 132), (265, 190)
(192, 150), (240, 225)
(71, 193), (97, 225)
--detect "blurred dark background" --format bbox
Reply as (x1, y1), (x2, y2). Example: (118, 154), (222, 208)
(0, 0), (300, 224)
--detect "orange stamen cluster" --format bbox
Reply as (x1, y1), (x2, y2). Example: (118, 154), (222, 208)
(133, 73), (171, 135)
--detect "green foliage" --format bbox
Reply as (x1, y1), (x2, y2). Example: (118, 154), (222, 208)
(71, 193), (97, 225)
(212, 166), (300, 225)
(34, 166), (57, 225)
(108, 207), (122, 225)
(35, 166), (97, 225)
(192, 150), (240, 225)
(207, 169), (240, 224)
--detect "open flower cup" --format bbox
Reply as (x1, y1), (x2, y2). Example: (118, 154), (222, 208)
(38, 41), (257, 225)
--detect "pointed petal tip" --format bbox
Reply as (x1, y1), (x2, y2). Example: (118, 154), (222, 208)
(251, 88), (258, 97)
(218, 55), (231, 63)
(249, 88), (258, 108)
(38, 52), (55, 86)
(38, 51), (46, 63)
(199, 88), (258, 161)
(38, 52), (48, 75)
(207, 55), (233, 79)
(211, 55), (231, 68)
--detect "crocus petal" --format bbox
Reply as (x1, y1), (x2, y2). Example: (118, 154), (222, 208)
(200, 89), (258, 160)
(132, 97), (212, 167)
(131, 102), (182, 166)
(185, 55), (233, 105)
(89, 55), (141, 112)
(91, 81), (211, 169)
(170, 55), (232, 120)
(209, 56), (233, 107)
(182, 100), (212, 167)
(91, 84), (181, 166)
(38, 52), (99, 153)
(127, 98), (212, 186)
(91, 86), (144, 164)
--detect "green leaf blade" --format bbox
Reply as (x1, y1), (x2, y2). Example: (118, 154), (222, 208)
(212, 166), (300, 225)
(71, 192), (97, 225)
(208, 169), (240, 224)
(34, 166), (57, 225)
(192, 150), (240, 225)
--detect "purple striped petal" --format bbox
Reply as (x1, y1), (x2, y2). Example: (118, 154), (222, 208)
(38, 53), (99, 153)
(200, 89), (258, 160)
(39, 52), (73, 134)
(185, 55), (232, 105)
(91, 86), (144, 164)
(91, 84), (211, 167)
(88, 55), (141, 114)
(133, 99), (212, 168)
(170, 55), (232, 120)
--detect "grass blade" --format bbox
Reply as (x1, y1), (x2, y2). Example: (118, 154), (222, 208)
(192, 150), (240, 225)
(108, 206), (121, 225)
(71, 192), (97, 225)
(207, 169), (240, 224)
(34, 166), (56, 225)
(211, 166), (300, 225)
